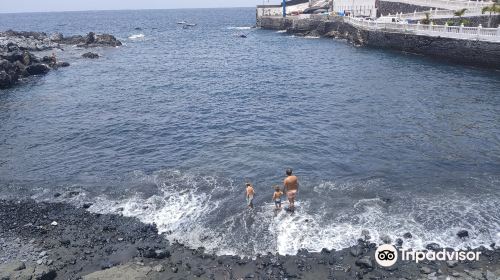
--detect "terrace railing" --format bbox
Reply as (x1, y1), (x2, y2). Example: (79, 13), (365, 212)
(344, 15), (500, 42)
(384, 7), (486, 20)
(380, 0), (494, 11)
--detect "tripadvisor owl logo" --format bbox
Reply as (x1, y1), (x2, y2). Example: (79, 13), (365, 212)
(375, 244), (398, 267)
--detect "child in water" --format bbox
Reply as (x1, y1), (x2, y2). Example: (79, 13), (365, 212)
(272, 185), (283, 210)
(246, 183), (255, 209)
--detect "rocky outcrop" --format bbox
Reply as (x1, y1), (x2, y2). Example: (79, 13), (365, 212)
(0, 30), (59, 51)
(0, 30), (122, 89)
(82, 52), (99, 59)
(0, 30), (122, 50)
(52, 32), (122, 48)
(0, 43), (67, 89)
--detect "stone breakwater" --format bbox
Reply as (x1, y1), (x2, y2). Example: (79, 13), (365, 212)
(0, 199), (499, 280)
(0, 31), (122, 89)
(257, 16), (500, 69)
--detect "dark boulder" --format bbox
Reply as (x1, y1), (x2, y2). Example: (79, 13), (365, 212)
(1, 51), (23, 63)
(138, 247), (170, 259)
(403, 232), (412, 239)
(457, 230), (469, 239)
(32, 266), (57, 280)
(60, 35), (85, 45)
(139, 247), (156, 258)
(395, 238), (403, 247)
(350, 245), (363, 257)
(6, 42), (21, 52)
(82, 52), (99, 59)
(26, 64), (50, 75)
(56, 62), (70, 68)
(0, 70), (13, 88)
(355, 256), (374, 269)
(94, 34), (122, 47)
(82, 203), (93, 209)
(85, 32), (96, 44)
(41, 56), (57, 67)
(154, 249), (170, 259)
(426, 243), (441, 251)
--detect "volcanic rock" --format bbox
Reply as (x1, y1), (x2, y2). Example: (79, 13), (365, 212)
(82, 52), (99, 59)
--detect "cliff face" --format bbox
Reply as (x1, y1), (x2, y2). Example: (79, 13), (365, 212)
(257, 16), (500, 69)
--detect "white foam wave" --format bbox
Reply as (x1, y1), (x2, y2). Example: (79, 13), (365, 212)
(89, 170), (228, 254)
(83, 172), (499, 257)
(227, 26), (252, 30)
(276, 30), (287, 33)
(129, 34), (145, 40)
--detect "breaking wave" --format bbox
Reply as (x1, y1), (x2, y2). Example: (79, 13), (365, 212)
(55, 169), (500, 257)
(129, 34), (145, 40)
(227, 26), (252, 30)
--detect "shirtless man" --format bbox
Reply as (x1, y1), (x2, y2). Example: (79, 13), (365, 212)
(283, 169), (299, 210)
(246, 183), (255, 209)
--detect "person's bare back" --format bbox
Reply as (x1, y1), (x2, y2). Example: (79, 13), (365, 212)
(284, 175), (298, 192)
(283, 169), (299, 210)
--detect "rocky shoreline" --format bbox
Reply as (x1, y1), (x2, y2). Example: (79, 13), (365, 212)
(0, 199), (498, 280)
(0, 30), (121, 89)
(257, 16), (500, 69)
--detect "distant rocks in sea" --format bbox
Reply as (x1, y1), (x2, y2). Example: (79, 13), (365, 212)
(0, 30), (122, 89)
(0, 30), (122, 51)
(53, 31), (122, 48)
(82, 52), (99, 59)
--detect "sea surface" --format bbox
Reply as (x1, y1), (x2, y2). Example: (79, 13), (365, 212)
(0, 8), (499, 256)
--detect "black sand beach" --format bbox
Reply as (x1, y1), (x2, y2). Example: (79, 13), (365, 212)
(1, 199), (499, 280)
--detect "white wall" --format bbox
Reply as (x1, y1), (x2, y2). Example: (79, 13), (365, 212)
(257, 2), (311, 17)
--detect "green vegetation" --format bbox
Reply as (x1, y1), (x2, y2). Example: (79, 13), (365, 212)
(482, 0), (500, 27)
(453, 8), (470, 26)
(421, 13), (432, 24)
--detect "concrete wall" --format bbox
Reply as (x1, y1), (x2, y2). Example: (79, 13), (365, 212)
(363, 29), (500, 68)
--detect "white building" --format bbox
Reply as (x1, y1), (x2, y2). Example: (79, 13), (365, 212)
(332, 0), (377, 17)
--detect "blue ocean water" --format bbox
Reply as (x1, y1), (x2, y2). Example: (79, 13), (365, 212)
(0, 8), (499, 256)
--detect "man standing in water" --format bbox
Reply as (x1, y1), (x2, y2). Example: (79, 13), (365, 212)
(246, 183), (255, 209)
(283, 169), (299, 211)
